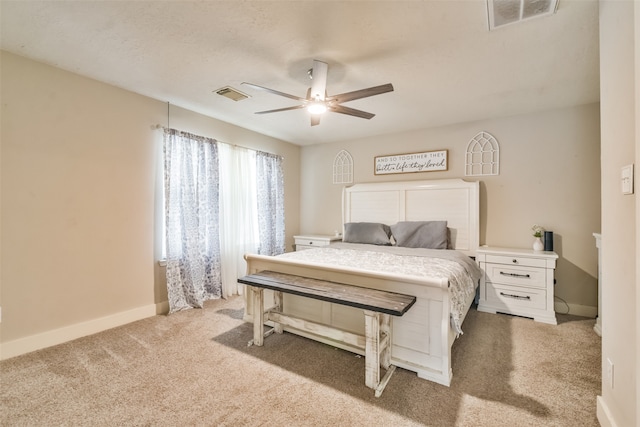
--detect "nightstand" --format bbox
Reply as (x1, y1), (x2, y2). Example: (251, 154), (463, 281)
(476, 246), (558, 325)
(293, 234), (342, 251)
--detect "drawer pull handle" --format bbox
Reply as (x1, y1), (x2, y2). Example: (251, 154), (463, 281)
(500, 271), (531, 278)
(500, 292), (531, 300)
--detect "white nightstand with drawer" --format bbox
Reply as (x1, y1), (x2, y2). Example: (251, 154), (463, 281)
(476, 246), (558, 325)
(294, 234), (342, 251)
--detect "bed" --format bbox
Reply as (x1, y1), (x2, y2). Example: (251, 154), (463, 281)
(242, 178), (480, 386)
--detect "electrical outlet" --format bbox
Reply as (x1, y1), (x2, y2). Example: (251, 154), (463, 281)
(607, 358), (614, 388)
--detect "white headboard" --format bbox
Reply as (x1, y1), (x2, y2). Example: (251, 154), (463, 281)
(343, 179), (480, 256)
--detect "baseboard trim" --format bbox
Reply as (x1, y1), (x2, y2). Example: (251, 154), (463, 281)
(593, 321), (602, 336)
(554, 302), (597, 318)
(0, 301), (169, 361)
(597, 395), (619, 427)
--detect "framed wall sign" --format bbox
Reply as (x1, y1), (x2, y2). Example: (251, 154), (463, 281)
(374, 150), (448, 175)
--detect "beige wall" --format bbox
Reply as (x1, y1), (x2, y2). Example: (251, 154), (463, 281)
(597, 1), (638, 426)
(300, 103), (601, 315)
(0, 51), (300, 358)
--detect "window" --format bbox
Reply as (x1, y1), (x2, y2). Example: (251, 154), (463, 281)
(162, 128), (284, 307)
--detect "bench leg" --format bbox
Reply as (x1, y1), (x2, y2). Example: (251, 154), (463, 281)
(364, 310), (380, 390)
(375, 365), (397, 398)
(365, 311), (395, 397)
(380, 314), (391, 369)
(248, 286), (264, 347)
(375, 314), (395, 397)
(273, 290), (283, 334)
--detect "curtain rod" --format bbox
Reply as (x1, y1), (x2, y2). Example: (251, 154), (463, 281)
(151, 102), (269, 154)
(151, 124), (279, 156)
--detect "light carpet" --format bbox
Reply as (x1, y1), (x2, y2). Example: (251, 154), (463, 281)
(0, 296), (600, 426)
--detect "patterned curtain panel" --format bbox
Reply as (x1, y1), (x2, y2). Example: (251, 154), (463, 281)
(164, 129), (222, 313)
(256, 151), (285, 256)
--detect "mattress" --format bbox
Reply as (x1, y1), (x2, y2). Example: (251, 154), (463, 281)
(277, 242), (482, 335)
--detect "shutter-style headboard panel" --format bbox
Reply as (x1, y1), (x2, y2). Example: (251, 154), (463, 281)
(343, 179), (479, 256)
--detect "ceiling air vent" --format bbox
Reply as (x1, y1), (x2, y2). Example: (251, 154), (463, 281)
(215, 86), (250, 101)
(487, 0), (559, 30)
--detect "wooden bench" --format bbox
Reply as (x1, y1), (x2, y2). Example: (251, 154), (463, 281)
(238, 270), (416, 397)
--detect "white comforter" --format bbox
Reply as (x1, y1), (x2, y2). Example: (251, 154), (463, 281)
(277, 242), (482, 335)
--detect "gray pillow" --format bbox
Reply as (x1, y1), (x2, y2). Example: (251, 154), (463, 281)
(391, 221), (448, 249)
(343, 222), (392, 246)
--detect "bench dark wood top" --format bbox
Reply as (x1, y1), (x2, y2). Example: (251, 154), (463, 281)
(238, 270), (416, 316)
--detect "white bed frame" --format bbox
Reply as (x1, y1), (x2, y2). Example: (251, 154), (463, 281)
(243, 179), (479, 386)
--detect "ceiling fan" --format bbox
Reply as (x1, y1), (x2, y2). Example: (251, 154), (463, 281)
(241, 60), (394, 126)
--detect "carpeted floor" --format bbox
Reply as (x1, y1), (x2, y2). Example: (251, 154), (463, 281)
(1, 296), (601, 426)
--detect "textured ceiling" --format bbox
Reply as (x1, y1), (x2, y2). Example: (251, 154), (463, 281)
(0, 0), (599, 146)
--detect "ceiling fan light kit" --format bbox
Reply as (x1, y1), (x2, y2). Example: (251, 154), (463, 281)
(241, 59), (394, 126)
(307, 102), (327, 115)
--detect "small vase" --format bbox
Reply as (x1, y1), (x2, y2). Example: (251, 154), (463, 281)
(533, 237), (544, 251)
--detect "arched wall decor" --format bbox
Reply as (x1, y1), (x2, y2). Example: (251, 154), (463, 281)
(333, 150), (354, 184)
(465, 131), (500, 176)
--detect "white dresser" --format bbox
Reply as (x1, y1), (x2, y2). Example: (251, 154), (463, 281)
(476, 246), (558, 325)
(293, 234), (342, 251)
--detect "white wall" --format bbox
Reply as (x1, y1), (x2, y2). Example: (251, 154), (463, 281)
(0, 51), (300, 359)
(300, 103), (601, 314)
(597, 1), (638, 426)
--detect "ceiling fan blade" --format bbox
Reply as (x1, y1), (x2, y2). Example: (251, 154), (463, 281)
(310, 114), (321, 126)
(241, 82), (306, 102)
(328, 83), (394, 104)
(329, 104), (375, 120)
(309, 60), (328, 101)
(254, 105), (305, 115)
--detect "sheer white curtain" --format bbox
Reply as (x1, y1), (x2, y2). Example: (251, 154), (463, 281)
(218, 144), (259, 297)
(164, 129), (222, 313)
(256, 151), (285, 256)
